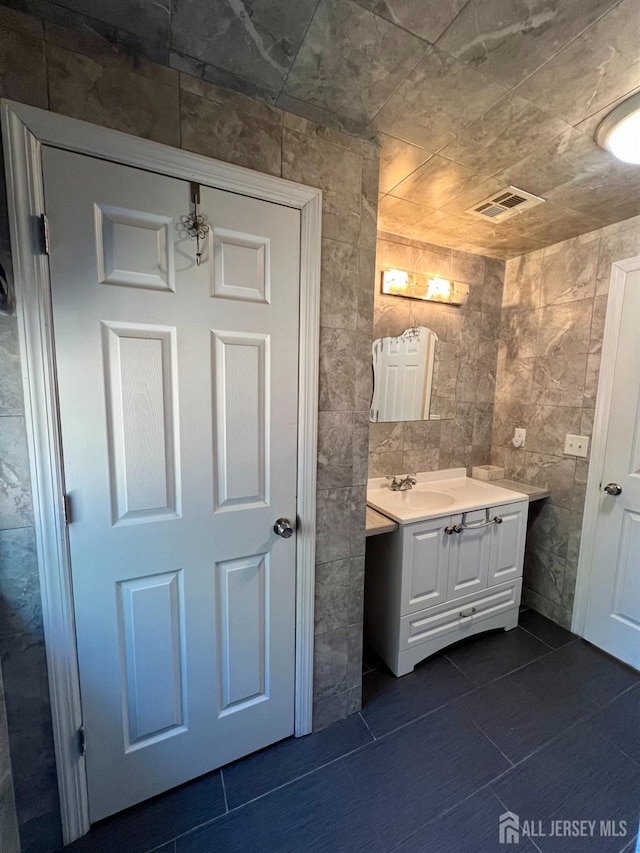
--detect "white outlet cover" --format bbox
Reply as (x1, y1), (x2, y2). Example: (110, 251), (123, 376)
(564, 434), (589, 458)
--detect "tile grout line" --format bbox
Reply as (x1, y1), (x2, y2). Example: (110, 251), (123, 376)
(220, 768), (229, 814)
(358, 710), (376, 740)
(463, 707), (514, 768)
(362, 683), (478, 742)
(371, 651), (640, 848)
(465, 678), (640, 799)
(517, 621), (558, 649)
(130, 635), (638, 850)
(174, 733), (388, 841)
(491, 787), (545, 853)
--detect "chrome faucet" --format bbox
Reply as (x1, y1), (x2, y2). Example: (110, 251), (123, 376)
(387, 474), (417, 492)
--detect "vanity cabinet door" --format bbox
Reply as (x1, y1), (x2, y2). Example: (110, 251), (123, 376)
(447, 509), (491, 599)
(401, 517), (450, 615)
(488, 500), (528, 586)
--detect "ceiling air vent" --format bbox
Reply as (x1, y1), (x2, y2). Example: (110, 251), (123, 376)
(466, 186), (545, 222)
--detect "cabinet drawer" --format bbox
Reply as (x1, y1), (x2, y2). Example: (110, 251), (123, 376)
(400, 579), (522, 651)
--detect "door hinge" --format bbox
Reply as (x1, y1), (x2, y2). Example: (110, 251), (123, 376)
(39, 213), (50, 255)
(78, 725), (86, 757)
(63, 494), (72, 526)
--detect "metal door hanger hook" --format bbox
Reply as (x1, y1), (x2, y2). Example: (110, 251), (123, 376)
(184, 182), (210, 266)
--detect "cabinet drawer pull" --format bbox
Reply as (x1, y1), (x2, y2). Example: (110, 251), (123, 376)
(458, 512), (503, 532)
(459, 607), (477, 619)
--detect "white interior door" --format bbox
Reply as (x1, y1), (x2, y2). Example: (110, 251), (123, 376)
(41, 146), (301, 821)
(371, 329), (432, 422)
(583, 265), (640, 670)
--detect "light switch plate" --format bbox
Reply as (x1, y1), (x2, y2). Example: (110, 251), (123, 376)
(564, 434), (589, 458)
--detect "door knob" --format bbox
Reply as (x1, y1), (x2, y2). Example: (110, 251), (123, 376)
(603, 483), (622, 496)
(273, 517), (294, 538)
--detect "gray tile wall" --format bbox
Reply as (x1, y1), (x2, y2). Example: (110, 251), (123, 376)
(491, 215), (640, 627)
(369, 233), (504, 478)
(0, 5), (378, 848)
(0, 667), (19, 853)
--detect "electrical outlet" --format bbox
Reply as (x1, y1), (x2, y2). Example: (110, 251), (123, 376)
(514, 427), (526, 446)
(564, 434), (589, 458)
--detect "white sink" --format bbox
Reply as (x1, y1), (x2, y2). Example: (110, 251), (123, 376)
(382, 489), (456, 512)
(367, 468), (527, 524)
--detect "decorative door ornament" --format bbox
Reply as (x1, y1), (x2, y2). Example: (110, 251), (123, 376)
(184, 182), (210, 266)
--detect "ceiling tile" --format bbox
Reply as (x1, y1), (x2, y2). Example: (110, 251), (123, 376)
(565, 187), (640, 226)
(170, 50), (280, 103)
(545, 166), (640, 213)
(47, 0), (171, 43)
(283, 0), (426, 124)
(418, 209), (549, 257)
(496, 128), (614, 197)
(377, 194), (437, 239)
(439, 176), (509, 216)
(438, 0), (621, 89)
(276, 91), (367, 138)
(507, 204), (602, 244)
(378, 134), (432, 194)
(515, 0), (640, 126)
(389, 155), (482, 208)
(352, 0), (467, 44)
(372, 44), (507, 150)
(439, 94), (570, 175)
(171, 0), (319, 95)
(576, 85), (640, 138)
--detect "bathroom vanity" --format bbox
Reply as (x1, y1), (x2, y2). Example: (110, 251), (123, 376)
(365, 469), (529, 676)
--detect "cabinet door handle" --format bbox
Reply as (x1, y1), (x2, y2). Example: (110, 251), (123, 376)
(459, 607), (477, 619)
(458, 516), (503, 531)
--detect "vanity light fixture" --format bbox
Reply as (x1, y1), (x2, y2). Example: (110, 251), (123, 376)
(380, 268), (469, 306)
(596, 91), (640, 164)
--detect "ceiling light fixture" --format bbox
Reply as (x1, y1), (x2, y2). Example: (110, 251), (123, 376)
(380, 269), (469, 306)
(596, 92), (640, 164)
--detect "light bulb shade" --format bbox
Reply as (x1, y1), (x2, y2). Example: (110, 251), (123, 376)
(381, 269), (469, 305)
(596, 92), (640, 165)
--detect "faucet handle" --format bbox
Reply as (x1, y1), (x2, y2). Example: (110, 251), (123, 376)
(407, 473), (417, 484)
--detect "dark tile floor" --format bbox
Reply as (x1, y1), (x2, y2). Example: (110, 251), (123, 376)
(64, 610), (640, 853)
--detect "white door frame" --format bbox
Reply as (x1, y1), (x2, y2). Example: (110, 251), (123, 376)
(572, 255), (640, 636)
(1, 100), (321, 844)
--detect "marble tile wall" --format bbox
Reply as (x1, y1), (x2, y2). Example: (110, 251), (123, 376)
(0, 667), (19, 853)
(369, 233), (504, 478)
(491, 214), (640, 628)
(0, 5), (378, 848)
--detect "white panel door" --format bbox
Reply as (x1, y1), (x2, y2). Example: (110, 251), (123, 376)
(584, 267), (640, 669)
(401, 518), (449, 614)
(448, 510), (491, 598)
(41, 146), (301, 821)
(371, 328), (431, 421)
(487, 501), (527, 587)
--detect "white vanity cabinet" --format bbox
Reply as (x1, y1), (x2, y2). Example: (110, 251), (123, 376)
(364, 499), (528, 676)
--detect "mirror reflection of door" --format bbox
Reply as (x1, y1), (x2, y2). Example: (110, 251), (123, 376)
(370, 326), (438, 423)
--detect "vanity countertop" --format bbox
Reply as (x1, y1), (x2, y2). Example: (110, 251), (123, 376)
(366, 506), (399, 537)
(490, 479), (550, 502)
(366, 468), (533, 525)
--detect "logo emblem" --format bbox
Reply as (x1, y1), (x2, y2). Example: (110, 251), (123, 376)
(499, 811), (520, 844)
